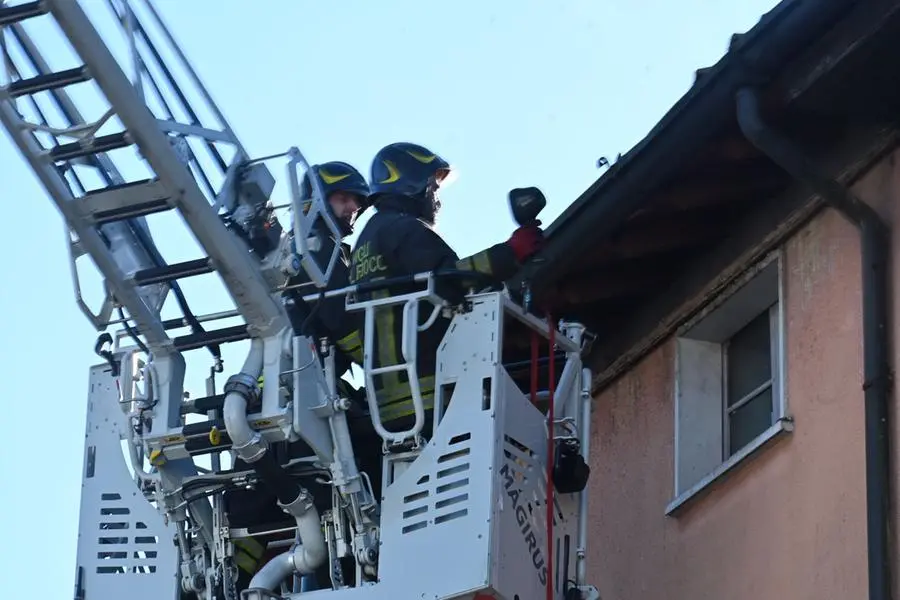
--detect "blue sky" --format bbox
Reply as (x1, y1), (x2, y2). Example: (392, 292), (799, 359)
(0, 0), (780, 595)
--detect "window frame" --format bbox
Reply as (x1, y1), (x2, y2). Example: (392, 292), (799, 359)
(667, 250), (793, 516)
(721, 302), (781, 458)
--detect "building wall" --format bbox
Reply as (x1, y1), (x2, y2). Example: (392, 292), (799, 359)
(584, 149), (900, 600)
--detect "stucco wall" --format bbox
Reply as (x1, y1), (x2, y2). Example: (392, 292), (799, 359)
(584, 150), (900, 600)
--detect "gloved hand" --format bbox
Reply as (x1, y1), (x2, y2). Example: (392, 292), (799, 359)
(507, 223), (545, 263)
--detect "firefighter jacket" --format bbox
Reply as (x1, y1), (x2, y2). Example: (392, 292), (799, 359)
(283, 214), (363, 373)
(348, 194), (520, 423)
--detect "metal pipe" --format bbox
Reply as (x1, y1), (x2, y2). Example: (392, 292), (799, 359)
(323, 350), (365, 497)
(552, 357), (578, 418)
(223, 339), (328, 590)
(575, 368), (593, 587)
(736, 87), (893, 600)
(112, 308), (242, 329)
(247, 492), (327, 589)
(222, 339), (266, 462)
(126, 426), (160, 484)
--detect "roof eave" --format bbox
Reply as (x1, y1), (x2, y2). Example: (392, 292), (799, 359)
(511, 0), (860, 295)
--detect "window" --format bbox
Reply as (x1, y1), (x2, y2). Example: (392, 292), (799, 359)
(724, 310), (776, 456)
(668, 252), (791, 514)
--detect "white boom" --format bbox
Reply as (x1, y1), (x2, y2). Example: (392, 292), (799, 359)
(0, 2), (601, 600)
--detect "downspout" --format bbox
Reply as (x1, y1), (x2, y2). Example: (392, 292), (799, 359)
(736, 87), (893, 600)
(222, 339), (328, 592)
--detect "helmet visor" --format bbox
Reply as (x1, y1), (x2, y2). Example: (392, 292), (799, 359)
(433, 165), (456, 188)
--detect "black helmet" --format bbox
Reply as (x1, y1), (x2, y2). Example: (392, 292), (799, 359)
(369, 142), (452, 199)
(301, 161), (370, 235)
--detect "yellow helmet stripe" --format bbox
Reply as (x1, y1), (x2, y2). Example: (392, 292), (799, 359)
(379, 160), (401, 184)
(318, 169), (352, 185)
(405, 150), (436, 163)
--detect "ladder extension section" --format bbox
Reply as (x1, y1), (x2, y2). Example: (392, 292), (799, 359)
(0, 0), (286, 355)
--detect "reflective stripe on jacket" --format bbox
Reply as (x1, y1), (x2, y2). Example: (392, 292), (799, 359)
(233, 537), (267, 574)
(349, 196), (519, 423)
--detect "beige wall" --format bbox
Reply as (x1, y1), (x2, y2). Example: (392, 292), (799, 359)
(585, 149), (900, 600)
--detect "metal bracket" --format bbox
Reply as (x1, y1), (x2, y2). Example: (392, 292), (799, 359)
(574, 584), (602, 600)
(286, 146), (343, 288)
(67, 226), (115, 329)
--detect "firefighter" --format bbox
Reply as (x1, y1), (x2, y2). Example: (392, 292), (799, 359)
(347, 141), (544, 465)
(227, 160), (371, 592)
(282, 160), (370, 374)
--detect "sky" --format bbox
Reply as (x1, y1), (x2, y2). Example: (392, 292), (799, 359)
(0, 0), (781, 596)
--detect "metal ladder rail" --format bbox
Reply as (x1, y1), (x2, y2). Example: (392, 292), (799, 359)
(0, 95), (170, 344)
(102, 0), (263, 226)
(0, 5), (165, 343)
(1, 1), (286, 345)
(101, 0), (237, 201)
(1, 9), (223, 360)
(45, 0), (287, 336)
(2, 24), (103, 195)
(3, 24), (161, 303)
(98, 0), (262, 359)
(96, 0), (245, 357)
(1, 25), (143, 336)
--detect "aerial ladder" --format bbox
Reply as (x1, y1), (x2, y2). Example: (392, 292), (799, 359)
(0, 2), (601, 600)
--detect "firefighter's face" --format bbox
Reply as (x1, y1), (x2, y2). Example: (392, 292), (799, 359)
(421, 170), (448, 225)
(328, 191), (363, 229)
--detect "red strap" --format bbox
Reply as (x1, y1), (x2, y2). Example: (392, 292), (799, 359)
(530, 330), (540, 405)
(528, 310), (557, 600)
(546, 313), (556, 600)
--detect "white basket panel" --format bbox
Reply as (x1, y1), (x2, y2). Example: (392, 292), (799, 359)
(377, 373), (499, 599)
(75, 365), (179, 600)
(490, 370), (580, 600)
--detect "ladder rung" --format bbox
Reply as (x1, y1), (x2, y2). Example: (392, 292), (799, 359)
(77, 179), (173, 224)
(49, 131), (132, 162)
(371, 364), (408, 376)
(504, 352), (568, 373)
(133, 257), (213, 286)
(6, 66), (91, 98)
(174, 325), (249, 352)
(181, 394), (227, 415)
(0, 1), (46, 26)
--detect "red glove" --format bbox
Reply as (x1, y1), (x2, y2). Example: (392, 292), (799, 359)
(507, 223), (545, 263)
